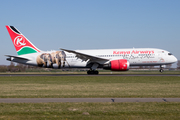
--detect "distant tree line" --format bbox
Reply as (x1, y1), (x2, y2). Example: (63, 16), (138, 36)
(0, 62), (40, 72)
(177, 60), (180, 69)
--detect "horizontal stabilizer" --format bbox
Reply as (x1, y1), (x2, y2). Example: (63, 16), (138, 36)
(5, 55), (30, 61)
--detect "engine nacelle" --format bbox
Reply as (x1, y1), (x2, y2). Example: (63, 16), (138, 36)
(103, 59), (129, 71)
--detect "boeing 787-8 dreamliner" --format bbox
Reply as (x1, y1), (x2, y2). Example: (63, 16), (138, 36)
(5, 26), (177, 74)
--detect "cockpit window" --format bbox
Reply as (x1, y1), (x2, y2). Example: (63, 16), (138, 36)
(168, 53), (173, 55)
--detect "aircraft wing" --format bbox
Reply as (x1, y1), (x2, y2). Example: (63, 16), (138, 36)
(5, 55), (30, 61)
(60, 48), (108, 62)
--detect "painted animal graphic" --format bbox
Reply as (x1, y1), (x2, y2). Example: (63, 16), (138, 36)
(58, 51), (70, 67)
(50, 51), (70, 68)
(51, 51), (61, 68)
(36, 53), (53, 68)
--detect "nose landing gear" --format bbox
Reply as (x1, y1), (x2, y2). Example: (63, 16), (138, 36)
(159, 65), (164, 73)
(159, 69), (164, 73)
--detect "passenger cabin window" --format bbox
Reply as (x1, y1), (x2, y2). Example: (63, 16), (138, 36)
(168, 53), (173, 55)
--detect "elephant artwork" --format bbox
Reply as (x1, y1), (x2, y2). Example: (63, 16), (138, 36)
(36, 51), (70, 68)
(50, 51), (61, 68)
(57, 51), (70, 68)
(50, 51), (70, 68)
(36, 53), (53, 68)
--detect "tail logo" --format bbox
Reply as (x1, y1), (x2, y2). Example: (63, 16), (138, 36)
(14, 36), (26, 47)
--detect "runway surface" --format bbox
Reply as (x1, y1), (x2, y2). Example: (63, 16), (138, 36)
(0, 98), (180, 103)
(0, 74), (180, 76)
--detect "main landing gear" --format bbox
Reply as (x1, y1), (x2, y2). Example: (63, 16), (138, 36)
(87, 63), (99, 75)
(87, 70), (99, 75)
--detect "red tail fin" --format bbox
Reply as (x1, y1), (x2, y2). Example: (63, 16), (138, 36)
(6, 26), (41, 55)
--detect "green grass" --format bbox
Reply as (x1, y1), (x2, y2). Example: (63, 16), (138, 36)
(0, 76), (180, 120)
(0, 76), (180, 98)
(0, 102), (180, 120)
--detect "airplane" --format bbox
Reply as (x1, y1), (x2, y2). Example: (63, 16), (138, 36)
(5, 25), (177, 74)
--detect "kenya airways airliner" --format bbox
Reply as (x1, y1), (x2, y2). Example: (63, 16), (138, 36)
(5, 26), (177, 74)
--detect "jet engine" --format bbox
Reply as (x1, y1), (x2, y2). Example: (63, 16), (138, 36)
(103, 59), (129, 71)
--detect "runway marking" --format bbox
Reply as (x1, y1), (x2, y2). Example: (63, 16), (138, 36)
(111, 99), (115, 102)
(162, 98), (168, 102)
(0, 98), (180, 103)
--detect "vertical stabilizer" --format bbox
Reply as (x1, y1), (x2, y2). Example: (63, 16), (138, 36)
(6, 26), (41, 55)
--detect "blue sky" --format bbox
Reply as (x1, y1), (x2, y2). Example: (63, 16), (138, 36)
(0, 0), (180, 67)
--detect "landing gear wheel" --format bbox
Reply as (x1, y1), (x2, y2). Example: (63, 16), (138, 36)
(87, 71), (91, 74)
(87, 70), (99, 75)
(94, 71), (99, 74)
(159, 69), (164, 73)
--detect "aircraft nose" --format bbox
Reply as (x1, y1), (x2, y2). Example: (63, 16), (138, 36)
(173, 56), (178, 63)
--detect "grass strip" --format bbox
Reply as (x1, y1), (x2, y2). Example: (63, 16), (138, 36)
(0, 102), (180, 120)
(0, 76), (180, 98)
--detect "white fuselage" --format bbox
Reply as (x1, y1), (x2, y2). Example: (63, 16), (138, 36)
(13, 48), (177, 69)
